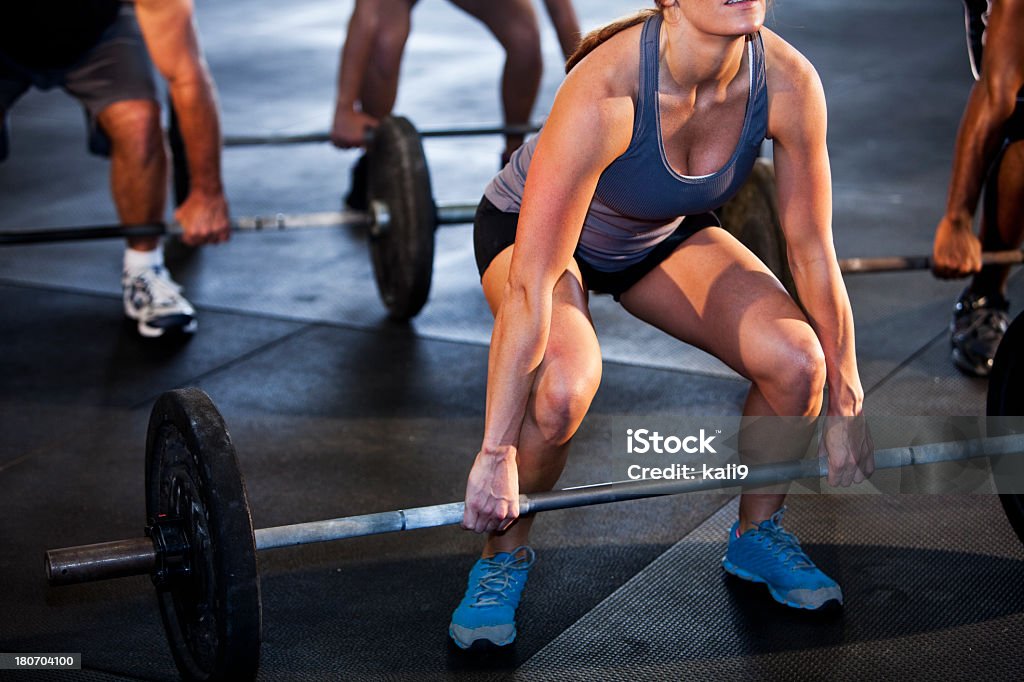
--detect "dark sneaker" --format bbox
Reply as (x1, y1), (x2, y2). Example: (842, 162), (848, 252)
(449, 546), (535, 650)
(344, 154), (369, 211)
(722, 507), (842, 610)
(951, 288), (1010, 377)
(122, 264), (197, 338)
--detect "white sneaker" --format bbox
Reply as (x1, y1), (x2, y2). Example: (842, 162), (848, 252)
(122, 265), (198, 337)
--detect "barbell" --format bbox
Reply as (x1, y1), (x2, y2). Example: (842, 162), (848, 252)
(3, 117), (1022, 320)
(1, 116), (480, 321)
(42, 325), (1024, 681)
(219, 121), (544, 147)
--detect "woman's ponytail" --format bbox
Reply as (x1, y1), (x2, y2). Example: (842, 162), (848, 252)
(565, 6), (662, 74)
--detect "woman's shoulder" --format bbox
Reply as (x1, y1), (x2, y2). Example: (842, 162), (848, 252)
(567, 21), (645, 100)
(759, 27), (823, 97)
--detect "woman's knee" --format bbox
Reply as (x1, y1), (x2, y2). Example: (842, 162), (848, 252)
(530, 359), (601, 447)
(751, 328), (826, 414)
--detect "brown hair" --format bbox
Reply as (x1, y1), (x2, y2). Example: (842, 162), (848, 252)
(565, 5), (662, 73)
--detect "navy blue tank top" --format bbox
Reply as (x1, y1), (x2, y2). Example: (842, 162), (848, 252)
(485, 13), (769, 270)
(593, 13), (768, 221)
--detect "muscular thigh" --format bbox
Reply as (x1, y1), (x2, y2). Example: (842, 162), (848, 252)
(618, 226), (811, 381)
(482, 245), (602, 404)
(448, 0), (538, 36)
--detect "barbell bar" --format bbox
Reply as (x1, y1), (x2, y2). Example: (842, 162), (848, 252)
(3, 206), (1020, 272)
(4, 125), (1022, 320)
(45, 431), (1024, 587)
(0, 201), (479, 245)
(221, 121), (543, 147)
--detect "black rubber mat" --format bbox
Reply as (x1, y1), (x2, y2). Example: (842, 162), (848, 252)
(0, 286), (743, 680)
(0, 281), (303, 411)
(521, 495), (1024, 680)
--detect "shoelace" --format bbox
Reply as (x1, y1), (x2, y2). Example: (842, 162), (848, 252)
(753, 508), (814, 570)
(469, 546), (536, 608)
(127, 267), (185, 308)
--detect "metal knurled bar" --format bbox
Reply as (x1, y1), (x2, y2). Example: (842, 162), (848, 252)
(0, 201), (481, 245)
(222, 122), (544, 147)
(45, 433), (1022, 586)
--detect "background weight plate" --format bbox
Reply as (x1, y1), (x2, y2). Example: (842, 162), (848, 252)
(987, 311), (1024, 546)
(718, 157), (799, 302)
(367, 115), (437, 320)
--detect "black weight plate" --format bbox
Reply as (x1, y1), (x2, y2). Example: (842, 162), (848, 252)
(367, 115), (437, 320)
(717, 158), (799, 302)
(146, 388), (261, 681)
(987, 311), (1024, 547)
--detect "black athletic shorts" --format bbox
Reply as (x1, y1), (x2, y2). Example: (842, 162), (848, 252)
(473, 196), (720, 300)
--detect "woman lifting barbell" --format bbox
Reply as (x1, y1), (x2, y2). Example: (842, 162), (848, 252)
(450, 0), (874, 650)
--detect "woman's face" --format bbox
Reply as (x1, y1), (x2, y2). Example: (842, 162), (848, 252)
(662, 0), (767, 38)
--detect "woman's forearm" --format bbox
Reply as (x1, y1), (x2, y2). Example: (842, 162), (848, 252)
(790, 255), (864, 415)
(480, 282), (553, 453)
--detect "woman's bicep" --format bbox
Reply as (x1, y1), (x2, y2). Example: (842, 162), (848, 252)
(768, 57), (834, 261)
(507, 78), (634, 294)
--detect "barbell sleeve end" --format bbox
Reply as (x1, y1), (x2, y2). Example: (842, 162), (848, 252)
(45, 537), (157, 586)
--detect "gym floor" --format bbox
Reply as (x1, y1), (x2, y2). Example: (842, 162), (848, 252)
(1, 1), (1022, 680)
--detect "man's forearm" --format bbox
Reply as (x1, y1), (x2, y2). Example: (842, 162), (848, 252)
(335, 2), (380, 112)
(944, 81), (1015, 223)
(169, 73), (223, 195)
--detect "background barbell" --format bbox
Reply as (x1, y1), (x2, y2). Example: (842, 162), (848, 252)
(3, 115), (1022, 320)
(220, 121), (544, 147)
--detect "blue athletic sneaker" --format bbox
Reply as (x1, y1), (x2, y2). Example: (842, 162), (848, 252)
(449, 546), (536, 649)
(722, 508), (842, 609)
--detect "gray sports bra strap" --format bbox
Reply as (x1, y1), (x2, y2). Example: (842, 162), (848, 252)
(634, 14), (662, 141)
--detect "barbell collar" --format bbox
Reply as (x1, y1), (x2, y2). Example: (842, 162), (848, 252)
(369, 200), (391, 238)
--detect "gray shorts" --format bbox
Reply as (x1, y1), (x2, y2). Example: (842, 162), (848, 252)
(0, 4), (158, 160)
